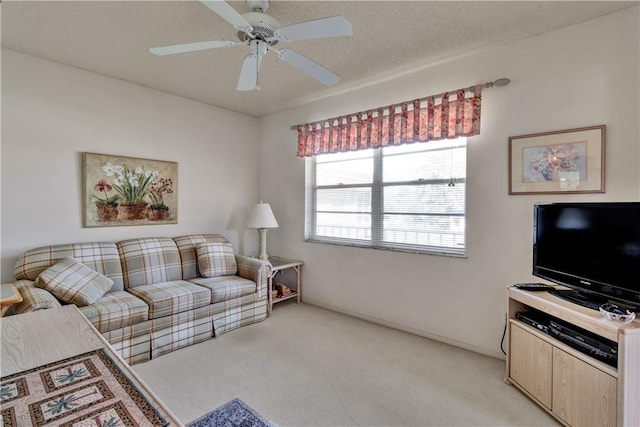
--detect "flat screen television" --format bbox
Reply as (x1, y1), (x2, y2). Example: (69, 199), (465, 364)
(533, 202), (640, 312)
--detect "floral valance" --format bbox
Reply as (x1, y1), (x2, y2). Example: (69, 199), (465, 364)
(295, 85), (483, 157)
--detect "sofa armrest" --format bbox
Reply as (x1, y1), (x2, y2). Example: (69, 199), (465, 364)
(13, 280), (62, 314)
(235, 255), (271, 300)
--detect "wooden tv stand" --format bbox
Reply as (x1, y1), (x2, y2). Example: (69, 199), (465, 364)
(506, 286), (640, 427)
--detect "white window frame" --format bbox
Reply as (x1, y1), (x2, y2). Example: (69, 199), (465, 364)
(305, 139), (467, 257)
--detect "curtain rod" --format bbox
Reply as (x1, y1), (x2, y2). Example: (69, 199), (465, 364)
(289, 77), (511, 130)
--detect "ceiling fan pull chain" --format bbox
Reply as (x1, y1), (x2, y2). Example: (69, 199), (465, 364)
(256, 44), (261, 91)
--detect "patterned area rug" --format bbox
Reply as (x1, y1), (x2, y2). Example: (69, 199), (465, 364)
(0, 349), (167, 427)
(188, 398), (277, 427)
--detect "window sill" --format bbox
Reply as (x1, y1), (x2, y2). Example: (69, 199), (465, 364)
(304, 238), (467, 258)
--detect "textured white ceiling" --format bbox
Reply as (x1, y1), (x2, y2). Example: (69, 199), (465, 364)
(2, 1), (637, 117)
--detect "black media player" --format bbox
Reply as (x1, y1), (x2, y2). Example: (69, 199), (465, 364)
(515, 310), (551, 334)
(549, 319), (618, 367)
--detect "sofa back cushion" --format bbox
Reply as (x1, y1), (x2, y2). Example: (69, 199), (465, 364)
(173, 234), (232, 279)
(117, 237), (182, 288)
(14, 242), (124, 291)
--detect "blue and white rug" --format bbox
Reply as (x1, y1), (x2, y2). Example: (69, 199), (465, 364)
(187, 398), (278, 427)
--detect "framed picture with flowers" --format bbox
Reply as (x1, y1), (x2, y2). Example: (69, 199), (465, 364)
(508, 125), (605, 195)
(82, 152), (178, 227)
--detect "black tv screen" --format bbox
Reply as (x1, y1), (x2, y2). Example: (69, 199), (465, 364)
(533, 202), (640, 309)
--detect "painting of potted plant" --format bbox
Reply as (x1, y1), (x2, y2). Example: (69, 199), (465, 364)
(147, 177), (173, 221)
(83, 153), (177, 227)
(103, 162), (157, 220)
(92, 179), (119, 222)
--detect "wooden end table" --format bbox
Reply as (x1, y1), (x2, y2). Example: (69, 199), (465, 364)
(1, 284), (23, 317)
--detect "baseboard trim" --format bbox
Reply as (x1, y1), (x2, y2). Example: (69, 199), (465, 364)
(302, 299), (505, 360)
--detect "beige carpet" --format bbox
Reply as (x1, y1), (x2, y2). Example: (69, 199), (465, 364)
(133, 302), (558, 426)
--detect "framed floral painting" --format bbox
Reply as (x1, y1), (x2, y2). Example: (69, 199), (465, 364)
(508, 125), (605, 195)
(83, 152), (178, 227)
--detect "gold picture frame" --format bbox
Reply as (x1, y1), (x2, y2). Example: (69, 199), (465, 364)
(83, 152), (178, 227)
(508, 125), (605, 195)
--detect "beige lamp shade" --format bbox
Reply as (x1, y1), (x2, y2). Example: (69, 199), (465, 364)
(246, 202), (279, 229)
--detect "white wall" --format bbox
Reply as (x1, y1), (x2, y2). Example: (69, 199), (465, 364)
(1, 49), (261, 282)
(258, 8), (640, 357)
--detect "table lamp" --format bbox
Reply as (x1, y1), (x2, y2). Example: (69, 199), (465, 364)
(246, 201), (279, 261)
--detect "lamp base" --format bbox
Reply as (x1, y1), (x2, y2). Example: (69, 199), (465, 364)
(257, 228), (269, 261)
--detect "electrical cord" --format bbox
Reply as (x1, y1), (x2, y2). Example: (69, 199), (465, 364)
(500, 313), (507, 355)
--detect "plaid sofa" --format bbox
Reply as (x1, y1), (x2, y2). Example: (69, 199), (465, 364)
(12, 234), (270, 365)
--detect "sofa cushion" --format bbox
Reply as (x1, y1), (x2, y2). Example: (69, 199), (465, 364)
(188, 276), (256, 303)
(173, 234), (231, 279)
(127, 281), (211, 320)
(35, 257), (113, 306)
(78, 291), (149, 333)
(14, 242), (124, 291)
(13, 280), (62, 314)
(196, 242), (237, 278)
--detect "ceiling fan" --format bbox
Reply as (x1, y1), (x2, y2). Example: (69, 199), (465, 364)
(149, 0), (353, 91)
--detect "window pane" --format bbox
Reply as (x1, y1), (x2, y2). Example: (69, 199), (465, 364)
(383, 145), (466, 182)
(316, 188), (371, 213)
(315, 149), (373, 163)
(383, 139), (463, 155)
(384, 183), (465, 214)
(316, 157), (373, 185)
(316, 212), (371, 241)
(383, 214), (465, 249)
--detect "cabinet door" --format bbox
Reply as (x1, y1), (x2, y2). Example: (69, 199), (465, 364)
(552, 348), (617, 427)
(509, 323), (553, 409)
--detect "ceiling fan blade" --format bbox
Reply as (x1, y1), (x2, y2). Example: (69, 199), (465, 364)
(277, 49), (339, 86)
(149, 40), (235, 56)
(237, 52), (263, 91)
(274, 16), (352, 42)
(200, 0), (253, 33)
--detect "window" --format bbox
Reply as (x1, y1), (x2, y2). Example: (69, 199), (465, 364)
(305, 138), (466, 256)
